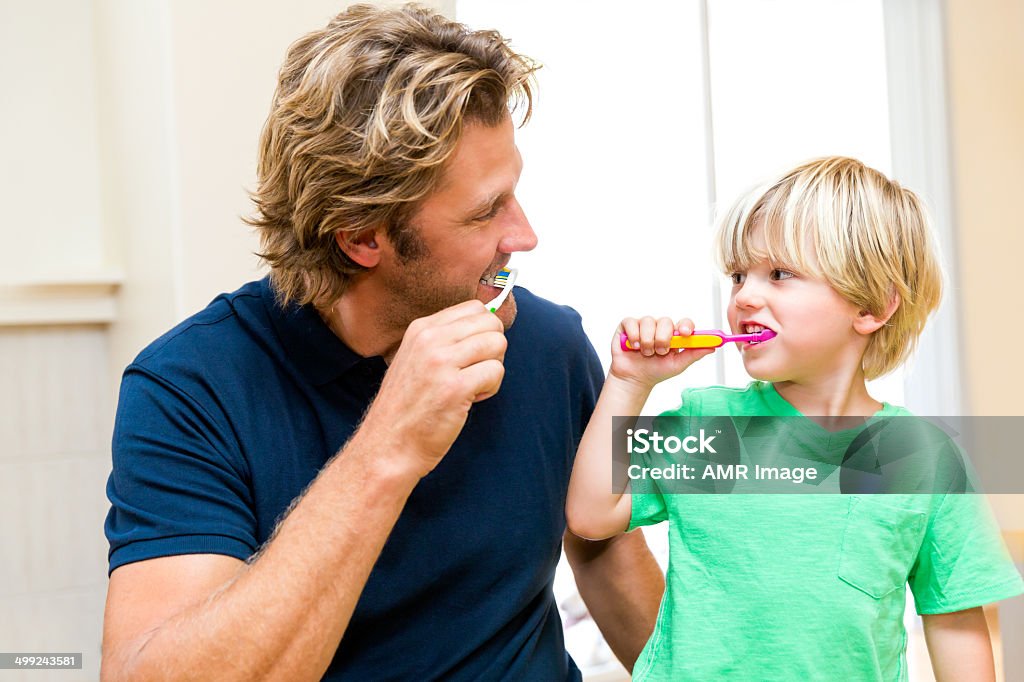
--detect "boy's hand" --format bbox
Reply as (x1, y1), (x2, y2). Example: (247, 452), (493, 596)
(611, 316), (716, 387)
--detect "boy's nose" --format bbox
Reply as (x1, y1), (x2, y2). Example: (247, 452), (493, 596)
(734, 281), (765, 310)
(498, 198), (538, 253)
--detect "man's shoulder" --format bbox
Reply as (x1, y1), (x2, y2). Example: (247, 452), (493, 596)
(506, 287), (601, 382)
(131, 279), (267, 374)
(511, 286), (585, 338)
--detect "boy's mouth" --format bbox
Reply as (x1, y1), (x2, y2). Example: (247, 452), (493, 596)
(741, 322), (776, 346)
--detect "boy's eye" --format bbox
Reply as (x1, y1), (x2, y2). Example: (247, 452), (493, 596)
(730, 272), (746, 285)
(770, 269), (795, 281)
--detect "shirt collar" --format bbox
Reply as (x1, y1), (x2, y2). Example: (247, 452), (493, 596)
(260, 276), (381, 386)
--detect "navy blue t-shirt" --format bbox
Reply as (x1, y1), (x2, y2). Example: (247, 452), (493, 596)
(105, 277), (604, 681)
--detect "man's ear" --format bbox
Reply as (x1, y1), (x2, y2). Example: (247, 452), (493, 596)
(334, 230), (381, 268)
(854, 292), (901, 335)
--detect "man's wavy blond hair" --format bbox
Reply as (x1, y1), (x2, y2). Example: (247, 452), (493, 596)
(246, 3), (538, 307)
(715, 157), (944, 380)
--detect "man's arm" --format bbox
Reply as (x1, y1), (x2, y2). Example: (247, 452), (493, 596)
(102, 441), (420, 681)
(563, 529), (664, 672)
(102, 301), (507, 681)
(922, 607), (996, 682)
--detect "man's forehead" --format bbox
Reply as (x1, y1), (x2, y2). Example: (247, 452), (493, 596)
(432, 121), (521, 202)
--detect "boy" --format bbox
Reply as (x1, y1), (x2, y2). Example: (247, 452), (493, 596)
(566, 157), (1024, 680)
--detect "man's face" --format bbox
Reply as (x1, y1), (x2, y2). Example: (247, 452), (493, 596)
(376, 115), (537, 330)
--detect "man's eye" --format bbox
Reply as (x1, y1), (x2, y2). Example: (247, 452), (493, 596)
(730, 272), (746, 285)
(474, 204), (501, 221)
(771, 269), (795, 281)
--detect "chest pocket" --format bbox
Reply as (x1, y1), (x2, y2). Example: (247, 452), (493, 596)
(837, 497), (927, 599)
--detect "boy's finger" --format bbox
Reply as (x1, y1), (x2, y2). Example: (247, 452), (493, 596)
(655, 317), (675, 354)
(675, 318), (696, 336)
(639, 316), (657, 355)
(619, 317), (640, 350)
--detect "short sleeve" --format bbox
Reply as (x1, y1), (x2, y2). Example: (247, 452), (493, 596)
(909, 493), (1024, 614)
(575, 329), (606, 448)
(628, 489), (668, 530)
(105, 366), (258, 574)
(627, 389), (697, 530)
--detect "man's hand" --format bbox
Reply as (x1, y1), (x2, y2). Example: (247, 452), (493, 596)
(363, 300), (507, 480)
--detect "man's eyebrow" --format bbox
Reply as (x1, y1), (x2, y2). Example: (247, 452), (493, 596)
(467, 192), (508, 216)
(465, 156), (522, 217)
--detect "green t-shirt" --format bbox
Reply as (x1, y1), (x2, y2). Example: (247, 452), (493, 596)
(628, 382), (1024, 681)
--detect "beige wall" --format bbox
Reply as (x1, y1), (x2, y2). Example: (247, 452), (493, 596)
(946, 4), (1024, 677)
(0, 327), (112, 682)
(946, 0), (1024, 521)
(0, 2), (106, 281)
(947, 0), (1024, 416)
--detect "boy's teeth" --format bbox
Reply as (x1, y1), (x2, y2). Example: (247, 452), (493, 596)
(744, 324), (765, 333)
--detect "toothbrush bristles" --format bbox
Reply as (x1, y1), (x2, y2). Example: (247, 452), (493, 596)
(485, 267), (517, 313)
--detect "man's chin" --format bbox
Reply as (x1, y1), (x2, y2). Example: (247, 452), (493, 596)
(476, 283), (517, 330)
(495, 293), (517, 330)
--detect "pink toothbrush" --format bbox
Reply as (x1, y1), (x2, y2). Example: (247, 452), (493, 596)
(620, 328), (777, 351)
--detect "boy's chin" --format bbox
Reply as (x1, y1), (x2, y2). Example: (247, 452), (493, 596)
(742, 361), (782, 382)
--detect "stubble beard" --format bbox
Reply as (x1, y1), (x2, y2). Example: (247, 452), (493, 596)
(380, 224), (517, 332)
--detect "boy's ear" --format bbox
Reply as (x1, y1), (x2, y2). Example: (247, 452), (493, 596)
(854, 293), (901, 335)
(334, 230), (381, 268)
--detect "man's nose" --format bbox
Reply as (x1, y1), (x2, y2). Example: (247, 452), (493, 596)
(499, 198), (538, 253)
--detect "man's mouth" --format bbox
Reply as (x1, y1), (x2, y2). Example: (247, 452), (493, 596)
(479, 264), (510, 288)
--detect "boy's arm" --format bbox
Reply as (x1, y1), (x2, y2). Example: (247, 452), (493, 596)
(922, 607), (996, 682)
(566, 374), (653, 540)
(566, 317), (715, 541)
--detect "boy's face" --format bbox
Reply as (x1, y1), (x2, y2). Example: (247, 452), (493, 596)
(727, 223), (871, 384)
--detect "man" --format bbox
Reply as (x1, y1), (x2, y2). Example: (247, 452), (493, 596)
(102, 4), (663, 680)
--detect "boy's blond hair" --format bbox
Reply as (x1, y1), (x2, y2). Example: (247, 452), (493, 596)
(715, 156), (944, 380)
